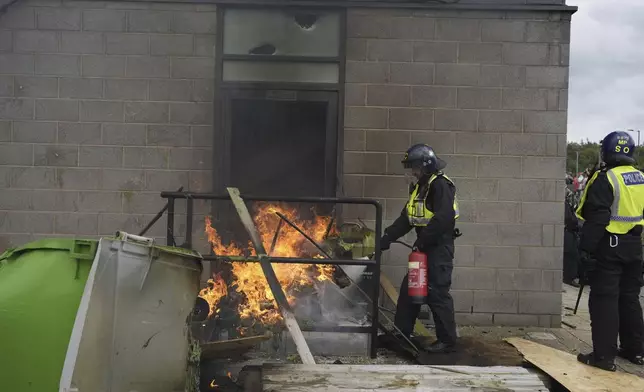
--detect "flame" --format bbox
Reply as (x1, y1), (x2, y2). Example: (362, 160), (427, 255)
(198, 274), (228, 318)
(200, 204), (335, 328)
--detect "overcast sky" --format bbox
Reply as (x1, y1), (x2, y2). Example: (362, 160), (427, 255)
(568, 0), (643, 143)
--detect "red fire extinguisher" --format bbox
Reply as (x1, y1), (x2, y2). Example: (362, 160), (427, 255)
(408, 249), (428, 304)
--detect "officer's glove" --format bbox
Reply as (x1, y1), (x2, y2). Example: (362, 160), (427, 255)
(412, 240), (422, 252)
(380, 234), (392, 251)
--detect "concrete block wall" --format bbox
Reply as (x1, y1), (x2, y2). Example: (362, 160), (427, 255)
(343, 8), (571, 327)
(0, 0), (216, 253)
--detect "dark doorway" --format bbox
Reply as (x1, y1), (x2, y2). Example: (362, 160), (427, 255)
(218, 89), (338, 198)
(230, 99), (327, 197)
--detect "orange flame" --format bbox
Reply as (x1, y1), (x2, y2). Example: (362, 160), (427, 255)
(200, 204), (335, 328)
(198, 274), (228, 318)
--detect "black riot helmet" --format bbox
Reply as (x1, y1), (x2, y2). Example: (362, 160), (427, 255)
(401, 144), (446, 175)
(600, 131), (636, 166)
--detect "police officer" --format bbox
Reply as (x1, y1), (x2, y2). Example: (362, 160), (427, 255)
(380, 144), (459, 353)
(576, 131), (644, 371)
(563, 188), (580, 287)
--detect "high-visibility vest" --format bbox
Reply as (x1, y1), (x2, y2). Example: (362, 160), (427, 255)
(576, 165), (644, 234)
(406, 173), (460, 227)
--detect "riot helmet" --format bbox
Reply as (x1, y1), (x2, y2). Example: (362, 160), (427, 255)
(600, 131), (636, 166)
(401, 144), (446, 178)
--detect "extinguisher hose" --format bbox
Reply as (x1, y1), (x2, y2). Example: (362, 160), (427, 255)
(393, 240), (413, 249)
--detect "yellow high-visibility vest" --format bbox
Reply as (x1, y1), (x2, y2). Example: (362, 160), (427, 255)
(406, 173), (460, 227)
(576, 165), (644, 234)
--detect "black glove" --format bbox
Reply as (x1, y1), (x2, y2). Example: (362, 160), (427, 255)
(579, 250), (596, 285)
(380, 234), (392, 251)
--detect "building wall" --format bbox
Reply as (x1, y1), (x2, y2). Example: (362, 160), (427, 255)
(0, 0), (573, 327)
(343, 8), (572, 327)
(0, 0), (216, 252)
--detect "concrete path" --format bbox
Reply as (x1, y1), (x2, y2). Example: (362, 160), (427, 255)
(553, 283), (644, 377)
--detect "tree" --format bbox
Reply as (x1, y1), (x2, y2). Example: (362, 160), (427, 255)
(566, 139), (600, 173)
(567, 140), (644, 173)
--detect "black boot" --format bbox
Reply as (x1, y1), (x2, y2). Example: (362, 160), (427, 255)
(617, 349), (644, 365)
(577, 352), (616, 372)
(426, 340), (456, 354)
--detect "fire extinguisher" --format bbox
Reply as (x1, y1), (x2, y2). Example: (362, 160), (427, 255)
(408, 248), (428, 304)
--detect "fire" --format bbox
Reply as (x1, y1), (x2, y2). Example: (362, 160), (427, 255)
(198, 274), (228, 317)
(200, 204), (335, 328)
(209, 373), (233, 390)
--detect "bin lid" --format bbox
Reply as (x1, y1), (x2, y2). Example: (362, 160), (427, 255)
(114, 231), (203, 260)
(0, 238), (98, 264)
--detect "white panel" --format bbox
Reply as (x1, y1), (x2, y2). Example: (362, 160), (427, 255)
(223, 61), (339, 83)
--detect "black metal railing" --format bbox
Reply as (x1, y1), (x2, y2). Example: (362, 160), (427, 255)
(154, 191), (383, 358)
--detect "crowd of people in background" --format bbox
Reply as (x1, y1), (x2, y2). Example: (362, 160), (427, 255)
(566, 168), (593, 194)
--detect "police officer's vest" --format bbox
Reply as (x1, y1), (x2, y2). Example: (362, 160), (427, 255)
(406, 173), (460, 227)
(576, 165), (644, 234)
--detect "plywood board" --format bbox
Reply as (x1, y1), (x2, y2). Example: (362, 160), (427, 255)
(506, 337), (644, 392)
(379, 274), (431, 337)
(259, 364), (549, 392)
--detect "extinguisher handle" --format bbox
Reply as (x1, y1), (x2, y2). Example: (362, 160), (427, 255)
(412, 246), (419, 252)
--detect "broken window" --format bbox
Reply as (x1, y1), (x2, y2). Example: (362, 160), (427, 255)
(223, 9), (340, 57)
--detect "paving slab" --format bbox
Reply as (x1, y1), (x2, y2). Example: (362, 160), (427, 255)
(559, 283), (644, 377)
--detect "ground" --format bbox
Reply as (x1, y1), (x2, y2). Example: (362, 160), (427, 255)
(555, 282), (644, 377)
(206, 284), (644, 390)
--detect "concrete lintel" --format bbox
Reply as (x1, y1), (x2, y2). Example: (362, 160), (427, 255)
(76, 0), (578, 15)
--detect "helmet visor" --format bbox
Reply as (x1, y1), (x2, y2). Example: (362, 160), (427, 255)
(402, 159), (424, 170)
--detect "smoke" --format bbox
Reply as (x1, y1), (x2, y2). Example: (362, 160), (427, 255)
(290, 277), (369, 327)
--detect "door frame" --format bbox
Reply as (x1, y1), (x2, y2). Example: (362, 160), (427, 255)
(211, 5), (347, 198)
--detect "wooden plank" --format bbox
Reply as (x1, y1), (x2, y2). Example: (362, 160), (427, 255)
(506, 337), (644, 392)
(200, 333), (272, 360)
(261, 364), (537, 375)
(259, 364), (549, 392)
(379, 274), (431, 337)
(226, 187), (315, 365)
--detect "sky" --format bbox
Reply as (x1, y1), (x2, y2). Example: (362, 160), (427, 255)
(568, 0), (644, 143)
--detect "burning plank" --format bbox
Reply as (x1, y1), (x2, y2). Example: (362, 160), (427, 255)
(226, 187), (316, 365)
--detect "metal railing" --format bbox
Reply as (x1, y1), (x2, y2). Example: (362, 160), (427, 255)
(154, 191), (383, 358)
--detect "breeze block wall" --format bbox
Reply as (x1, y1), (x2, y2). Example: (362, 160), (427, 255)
(343, 7), (572, 327)
(0, 0), (216, 253)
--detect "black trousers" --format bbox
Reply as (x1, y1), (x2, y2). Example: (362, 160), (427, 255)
(394, 244), (457, 345)
(563, 230), (580, 282)
(588, 233), (644, 360)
